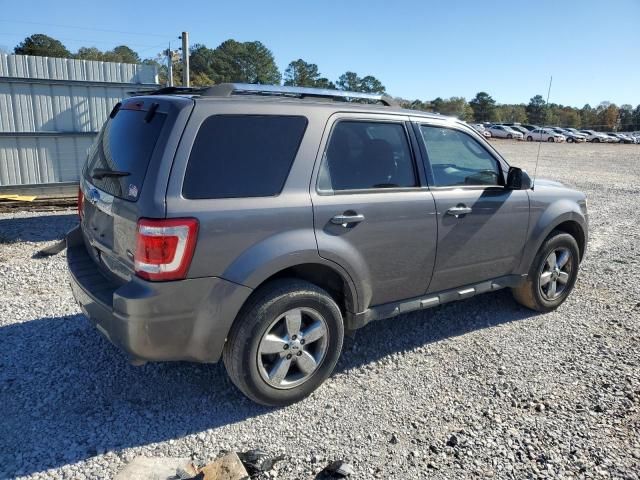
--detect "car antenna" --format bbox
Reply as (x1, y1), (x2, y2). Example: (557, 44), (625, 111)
(532, 75), (553, 191)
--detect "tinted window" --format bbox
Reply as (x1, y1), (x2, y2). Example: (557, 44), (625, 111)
(183, 115), (307, 199)
(85, 110), (166, 200)
(419, 125), (501, 187)
(318, 121), (416, 191)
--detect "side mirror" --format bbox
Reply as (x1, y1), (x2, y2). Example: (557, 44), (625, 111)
(506, 167), (532, 190)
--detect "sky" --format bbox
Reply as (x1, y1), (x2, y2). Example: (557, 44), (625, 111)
(0, 0), (638, 107)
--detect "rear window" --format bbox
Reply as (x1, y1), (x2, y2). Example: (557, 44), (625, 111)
(85, 109), (166, 200)
(183, 115), (308, 199)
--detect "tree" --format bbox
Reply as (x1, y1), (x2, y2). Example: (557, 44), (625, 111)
(336, 71), (360, 91)
(437, 97), (473, 120)
(75, 47), (104, 61)
(526, 95), (547, 125)
(315, 77), (336, 89)
(495, 104), (527, 123)
(103, 45), (140, 64)
(469, 92), (496, 122)
(618, 104), (634, 131)
(557, 107), (581, 128)
(430, 97), (444, 113)
(596, 102), (619, 131)
(336, 71), (385, 93)
(358, 75), (385, 94)
(190, 70), (213, 87)
(209, 39), (280, 84)
(284, 59), (321, 87)
(633, 105), (640, 131)
(189, 44), (216, 79)
(14, 34), (70, 58)
(581, 104), (597, 129)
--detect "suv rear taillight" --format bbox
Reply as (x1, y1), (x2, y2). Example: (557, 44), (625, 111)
(77, 187), (84, 220)
(134, 218), (199, 281)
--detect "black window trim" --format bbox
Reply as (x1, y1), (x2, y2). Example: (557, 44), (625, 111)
(315, 117), (425, 196)
(412, 121), (509, 190)
(181, 113), (309, 200)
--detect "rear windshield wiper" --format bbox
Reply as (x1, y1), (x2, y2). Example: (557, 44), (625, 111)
(91, 169), (130, 180)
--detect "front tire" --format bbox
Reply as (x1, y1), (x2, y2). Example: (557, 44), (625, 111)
(527, 136), (533, 142)
(223, 279), (344, 406)
(511, 231), (580, 312)
(593, 138), (600, 143)
(548, 137), (555, 142)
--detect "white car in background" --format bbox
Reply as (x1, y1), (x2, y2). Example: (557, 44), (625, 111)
(525, 128), (566, 142)
(550, 127), (587, 143)
(507, 125), (530, 136)
(487, 125), (524, 140)
(579, 130), (610, 143)
(470, 123), (492, 138)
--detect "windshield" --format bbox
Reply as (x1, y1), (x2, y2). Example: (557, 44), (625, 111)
(84, 109), (166, 200)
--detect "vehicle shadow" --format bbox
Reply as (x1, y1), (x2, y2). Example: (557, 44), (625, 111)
(0, 213), (78, 243)
(0, 290), (537, 477)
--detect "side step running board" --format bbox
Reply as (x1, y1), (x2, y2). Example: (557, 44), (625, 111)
(348, 274), (527, 330)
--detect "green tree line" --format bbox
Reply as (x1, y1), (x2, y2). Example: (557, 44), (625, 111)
(12, 33), (640, 131)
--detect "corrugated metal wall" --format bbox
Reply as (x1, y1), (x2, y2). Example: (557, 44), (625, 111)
(0, 53), (159, 187)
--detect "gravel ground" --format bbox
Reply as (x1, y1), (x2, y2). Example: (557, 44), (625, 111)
(1, 142), (639, 479)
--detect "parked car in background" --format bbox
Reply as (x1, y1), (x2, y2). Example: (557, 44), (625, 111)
(525, 128), (566, 142)
(487, 125), (524, 140)
(564, 128), (584, 136)
(549, 128), (586, 143)
(470, 123), (492, 138)
(604, 134), (620, 143)
(507, 125), (530, 136)
(608, 133), (635, 144)
(520, 124), (540, 132)
(579, 130), (610, 143)
(66, 83), (589, 406)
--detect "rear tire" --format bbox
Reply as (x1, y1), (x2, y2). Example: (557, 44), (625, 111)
(511, 231), (580, 312)
(223, 279), (344, 406)
(507, 134), (513, 139)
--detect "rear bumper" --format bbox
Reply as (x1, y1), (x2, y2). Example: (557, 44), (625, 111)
(66, 226), (252, 363)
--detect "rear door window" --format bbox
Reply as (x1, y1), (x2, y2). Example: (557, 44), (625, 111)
(318, 121), (417, 191)
(85, 109), (166, 200)
(183, 115), (307, 199)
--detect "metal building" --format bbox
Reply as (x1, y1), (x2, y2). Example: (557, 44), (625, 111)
(0, 53), (158, 191)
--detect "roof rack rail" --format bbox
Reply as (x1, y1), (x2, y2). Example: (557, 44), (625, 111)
(201, 83), (397, 106)
(129, 86), (208, 96)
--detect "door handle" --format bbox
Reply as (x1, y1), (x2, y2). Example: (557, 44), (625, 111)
(446, 205), (472, 217)
(330, 213), (365, 226)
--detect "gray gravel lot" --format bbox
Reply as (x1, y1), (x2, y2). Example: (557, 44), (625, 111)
(1, 142), (639, 479)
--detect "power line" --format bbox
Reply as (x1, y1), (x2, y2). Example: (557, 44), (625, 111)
(0, 19), (168, 39)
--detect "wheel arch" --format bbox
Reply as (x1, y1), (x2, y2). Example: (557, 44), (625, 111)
(552, 220), (586, 261)
(248, 262), (359, 317)
(519, 210), (587, 274)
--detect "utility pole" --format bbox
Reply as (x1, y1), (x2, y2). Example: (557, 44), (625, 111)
(180, 31), (190, 87)
(165, 43), (173, 87)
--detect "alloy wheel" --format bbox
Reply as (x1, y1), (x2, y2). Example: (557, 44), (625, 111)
(539, 247), (573, 301)
(257, 307), (329, 389)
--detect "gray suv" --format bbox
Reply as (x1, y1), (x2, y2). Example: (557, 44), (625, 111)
(67, 84), (588, 406)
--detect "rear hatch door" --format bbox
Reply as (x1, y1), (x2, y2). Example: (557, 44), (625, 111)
(80, 95), (194, 281)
